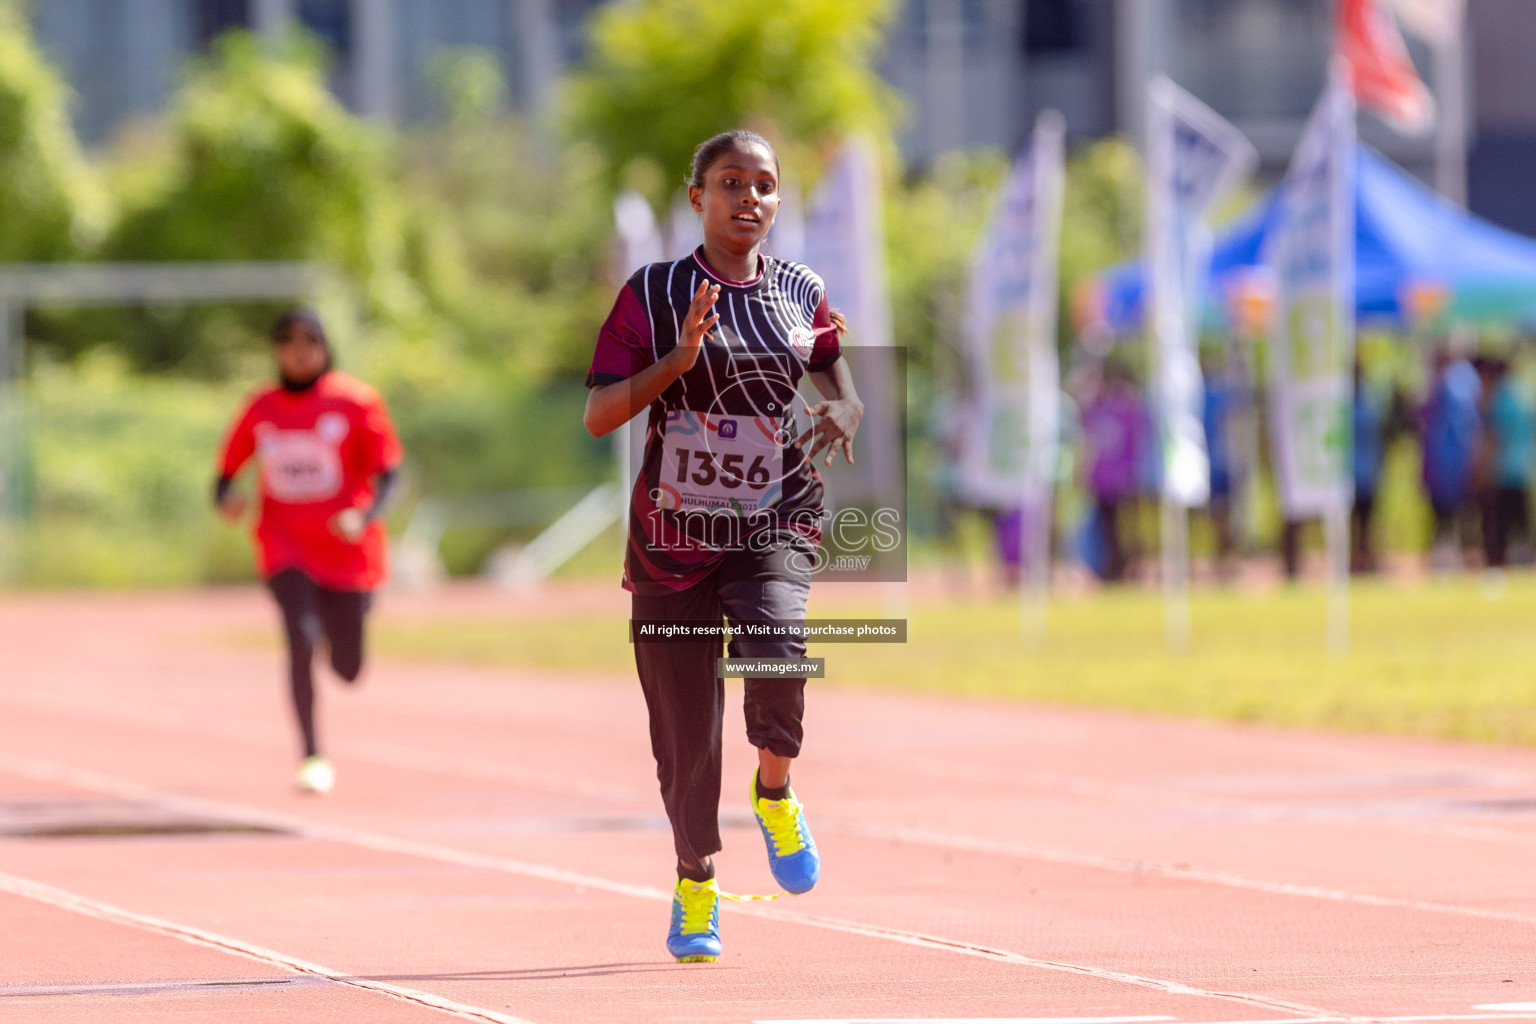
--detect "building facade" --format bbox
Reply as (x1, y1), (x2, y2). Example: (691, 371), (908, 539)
(25, 1), (1535, 231)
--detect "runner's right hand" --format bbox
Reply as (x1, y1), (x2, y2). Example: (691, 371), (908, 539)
(670, 281), (720, 372)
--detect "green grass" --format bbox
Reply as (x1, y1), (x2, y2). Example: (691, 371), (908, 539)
(370, 575), (1536, 748)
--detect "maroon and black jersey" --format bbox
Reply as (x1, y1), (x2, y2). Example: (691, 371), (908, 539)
(588, 248), (842, 594)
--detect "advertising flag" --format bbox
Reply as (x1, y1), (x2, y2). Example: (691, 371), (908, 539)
(1145, 77), (1257, 508)
(802, 139), (894, 353)
(959, 111), (1067, 513)
(1267, 76), (1357, 520)
(613, 191), (663, 277)
(1389, 0), (1463, 44)
(1339, 0), (1434, 133)
(799, 138), (903, 524)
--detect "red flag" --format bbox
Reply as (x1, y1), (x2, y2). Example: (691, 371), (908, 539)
(1338, 0), (1434, 133)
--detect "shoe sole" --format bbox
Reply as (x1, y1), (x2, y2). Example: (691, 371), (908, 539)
(674, 955), (717, 963)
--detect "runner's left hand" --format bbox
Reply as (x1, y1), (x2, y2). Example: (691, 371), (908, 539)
(330, 507), (367, 543)
(796, 398), (864, 467)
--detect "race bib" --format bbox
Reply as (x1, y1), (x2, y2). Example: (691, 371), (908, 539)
(255, 415), (347, 503)
(657, 410), (784, 515)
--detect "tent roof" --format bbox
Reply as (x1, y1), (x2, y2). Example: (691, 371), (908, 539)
(1092, 145), (1536, 334)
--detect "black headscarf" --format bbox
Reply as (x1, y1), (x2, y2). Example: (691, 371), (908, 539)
(271, 308), (333, 392)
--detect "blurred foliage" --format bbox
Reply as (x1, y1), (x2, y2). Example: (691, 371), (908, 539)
(32, 30), (427, 375)
(565, 0), (901, 207)
(18, 351), (252, 586)
(0, 0), (102, 259)
(1060, 136), (1143, 323)
(398, 51), (612, 383)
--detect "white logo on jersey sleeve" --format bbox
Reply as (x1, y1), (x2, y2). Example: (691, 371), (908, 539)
(788, 325), (815, 360)
(255, 419), (346, 503)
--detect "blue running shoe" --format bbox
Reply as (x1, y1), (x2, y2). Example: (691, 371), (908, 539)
(750, 769), (820, 894)
(666, 877), (721, 962)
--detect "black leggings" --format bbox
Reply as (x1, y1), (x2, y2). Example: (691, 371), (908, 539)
(267, 569), (372, 758)
(631, 530), (813, 876)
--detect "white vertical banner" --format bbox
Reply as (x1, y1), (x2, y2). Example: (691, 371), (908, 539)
(666, 192), (702, 261)
(800, 138), (901, 517)
(612, 192), (665, 513)
(1267, 73), (1357, 649)
(803, 139), (894, 353)
(1145, 77), (1257, 646)
(959, 111), (1067, 635)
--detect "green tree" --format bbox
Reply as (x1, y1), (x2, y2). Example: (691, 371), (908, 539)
(565, 0), (900, 206)
(399, 50), (612, 383)
(1059, 136), (1143, 345)
(108, 33), (410, 302)
(37, 31), (431, 375)
(0, 1), (101, 259)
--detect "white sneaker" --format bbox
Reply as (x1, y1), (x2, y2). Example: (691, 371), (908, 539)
(296, 756), (335, 794)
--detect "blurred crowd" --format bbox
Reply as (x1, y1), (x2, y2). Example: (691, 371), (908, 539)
(935, 343), (1536, 587)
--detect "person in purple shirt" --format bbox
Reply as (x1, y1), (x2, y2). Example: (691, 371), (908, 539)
(1080, 362), (1148, 581)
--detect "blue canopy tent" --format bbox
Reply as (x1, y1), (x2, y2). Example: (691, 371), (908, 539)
(1090, 145), (1536, 334)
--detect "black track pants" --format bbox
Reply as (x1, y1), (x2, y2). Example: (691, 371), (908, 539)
(267, 569), (372, 758)
(631, 531), (813, 873)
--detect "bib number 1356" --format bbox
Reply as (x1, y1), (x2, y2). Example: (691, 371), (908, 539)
(658, 410), (781, 514)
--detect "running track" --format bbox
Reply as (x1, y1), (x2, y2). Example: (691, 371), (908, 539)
(2, 584), (1536, 1023)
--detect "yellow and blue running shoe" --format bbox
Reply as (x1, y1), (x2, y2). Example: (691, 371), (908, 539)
(750, 769), (820, 894)
(666, 877), (721, 962)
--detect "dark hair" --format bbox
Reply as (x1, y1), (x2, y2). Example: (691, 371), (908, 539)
(687, 129), (779, 188)
(271, 307), (328, 348)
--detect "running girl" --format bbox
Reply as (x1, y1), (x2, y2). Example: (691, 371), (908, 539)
(215, 309), (402, 794)
(584, 130), (863, 962)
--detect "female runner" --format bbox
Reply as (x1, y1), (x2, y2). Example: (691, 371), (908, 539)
(215, 309), (402, 794)
(584, 130), (863, 961)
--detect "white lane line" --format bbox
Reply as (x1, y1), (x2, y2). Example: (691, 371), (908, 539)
(815, 819), (1536, 931)
(1147, 1016), (1536, 1024)
(0, 753), (1335, 1018)
(755, 1018), (1176, 1024)
(0, 976), (327, 998)
(0, 870), (536, 1024)
(7, 685), (1536, 933)
(25, 692), (1519, 935)
(752, 1016), (1536, 1024)
(1477, 1007), (1536, 1012)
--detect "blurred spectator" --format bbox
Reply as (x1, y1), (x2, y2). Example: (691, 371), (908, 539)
(1080, 362), (1149, 582)
(1480, 357), (1534, 568)
(1203, 349), (1250, 579)
(1421, 348), (1484, 570)
(1351, 358), (1387, 573)
(990, 390), (1078, 591)
(929, 390), (973, 590)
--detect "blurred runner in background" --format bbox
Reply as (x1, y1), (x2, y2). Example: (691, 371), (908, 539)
(214, 310), (402, 794)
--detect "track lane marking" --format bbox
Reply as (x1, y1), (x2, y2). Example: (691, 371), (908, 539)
(0, 869), (536, 1024)
(753, 1016), (1536, 1024)
(6, 696), (1536, 936)
(810, 818), (1536, 929)
(755, 1017), (1177, 1024)
(0, 753), (1335, 1018)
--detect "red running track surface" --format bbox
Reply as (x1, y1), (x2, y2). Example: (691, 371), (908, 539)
(2, 584), (1536, 1023)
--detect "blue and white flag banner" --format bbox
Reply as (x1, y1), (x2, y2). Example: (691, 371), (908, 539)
(795, 138), (902, 511)
(1146, 77), (1258, 508)
(613, 191), (664, 279)
(802, 139), (894, 352)
(959, 111), (1067, 509)
(1267, 75), (1358, 518)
